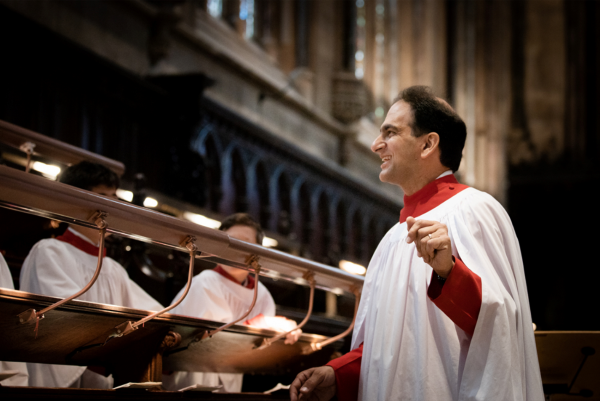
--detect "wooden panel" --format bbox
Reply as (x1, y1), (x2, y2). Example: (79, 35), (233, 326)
(162, 327), (334, 375)
(0, 387), (289, 400)
(535, 331), (600, 399)
(0, 119), (125, 176)
(0, 288), (338, 375)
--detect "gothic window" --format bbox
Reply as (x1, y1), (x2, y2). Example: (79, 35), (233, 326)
(355, 0), (387, 121)
(239, 0), (255, 38)
(205, 0), (256, 40)
(355, 0), (366, 79)
(207, 0), (223, 18)
(373, 0), (386, 120)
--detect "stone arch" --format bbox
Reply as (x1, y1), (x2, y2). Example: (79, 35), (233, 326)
(334, 197), (349, 259)
(221, 144), (249, 215)
(254, 160), (270, 229)
(291, 178), (313, 255)
(192, 120), (225, 156)
(231, 148), (248, 213)
(271, 167), (292, 236)
(311, 188), (332, 265)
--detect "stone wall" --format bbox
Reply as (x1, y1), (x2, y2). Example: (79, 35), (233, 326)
(0, 0), (401, 202)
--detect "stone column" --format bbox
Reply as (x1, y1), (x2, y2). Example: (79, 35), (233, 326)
(222, 0), (240, 30)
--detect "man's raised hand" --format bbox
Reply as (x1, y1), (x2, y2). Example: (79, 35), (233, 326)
(290, 366), (336, 401)
(406, 216), (454, 278)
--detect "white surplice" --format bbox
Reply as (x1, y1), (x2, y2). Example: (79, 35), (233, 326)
(163, 269), (276, 392)
(352, 187), (544, 401)
(19, 228), (163, 388)
(0, 253), (29, 386)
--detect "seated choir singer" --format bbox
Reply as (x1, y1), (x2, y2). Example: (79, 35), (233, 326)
(0, 252), (29, 386)
(19, 161), (163, 389)
(163, 213), (301, 392)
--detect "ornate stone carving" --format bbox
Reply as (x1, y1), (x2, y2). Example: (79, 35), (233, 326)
(331, 72), (371, 124)
(148, 1), (185, 66)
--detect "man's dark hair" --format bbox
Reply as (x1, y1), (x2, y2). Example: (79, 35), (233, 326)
(219, 213), (264, 245)
(393, 86), (466, 172)
(58, 161), (120, 191)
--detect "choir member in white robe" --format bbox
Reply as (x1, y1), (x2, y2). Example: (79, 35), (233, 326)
(0, 253), (29, 386)
(290, 86), (543, 401)
(163, 213), (299, 393)
(18, 161), (163, 389)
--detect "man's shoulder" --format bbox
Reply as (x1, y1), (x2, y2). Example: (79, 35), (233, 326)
(32, 237), (118, 260)
(28, 237), (72, 255)
(28, 238), (124, 271)
(375, 223), (399, 248)
(192, 269), (224, 286)
(453, 187), (505, 212)
(449, 187), (513, 230)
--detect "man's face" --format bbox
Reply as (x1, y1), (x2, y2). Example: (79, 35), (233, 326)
(90, 184), (118, 199)
(371, 101), (423, 187)
(225, 225), (258, 245)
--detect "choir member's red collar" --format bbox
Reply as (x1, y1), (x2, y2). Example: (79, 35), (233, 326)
(213, 265), (256, 290)
(399, 174), (469, 224)
(56, 228), (107, 258)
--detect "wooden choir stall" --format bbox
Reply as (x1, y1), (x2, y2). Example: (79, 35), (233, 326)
(0, 119), (598, 400)
(0, 119), (361, 399)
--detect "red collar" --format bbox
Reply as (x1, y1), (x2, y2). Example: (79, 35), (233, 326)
(213, 265), (256, 290)
(56, 228), (107, 258)
(399, 175), (469, 223)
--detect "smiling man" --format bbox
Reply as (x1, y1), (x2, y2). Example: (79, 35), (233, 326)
(290, 86), (543, 401)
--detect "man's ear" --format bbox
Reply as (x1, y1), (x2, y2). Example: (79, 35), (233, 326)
(421, 132), (440, 159)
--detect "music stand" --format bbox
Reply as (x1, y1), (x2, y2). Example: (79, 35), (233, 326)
(535, 331), (600, 400)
